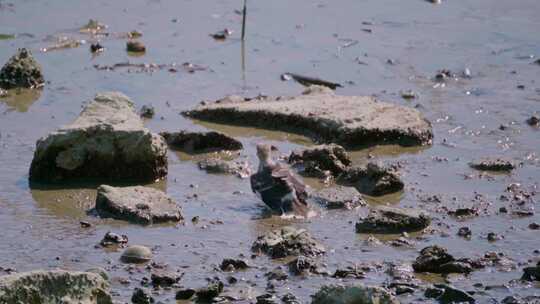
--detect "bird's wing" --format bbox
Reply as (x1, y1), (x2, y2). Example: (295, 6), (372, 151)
(271, 163), (308, 200)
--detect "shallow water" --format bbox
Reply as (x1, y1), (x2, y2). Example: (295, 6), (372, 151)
(1, 0), (539, 302)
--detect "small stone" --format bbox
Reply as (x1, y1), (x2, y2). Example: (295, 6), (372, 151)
(311, 284), (399, 304)
(175, 289), (196, 300)
(139, 105), (155, 119)
(121, 245), (152, 264)
(195, 279), (224, 300)
(311, 186), (366, 210)
(90, 43), (104, 53)
(356, 206), (431, 234)
(457, 227), (472, 238)
(150, 271), (179, 287)
(529, 222), (540, 230)
(220, 258), (249, 271)
(527, 115), (539, 126)
(265, 267), (289, 281)
(487, 232), (502, 242)
(400, 90), (417, 99)
(100, 231), (128, 247)
(126, 41), (146, 52)
(469, 158), (515, 172)
(252, 226), (325, 259)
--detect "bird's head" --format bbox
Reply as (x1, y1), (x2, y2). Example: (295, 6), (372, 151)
(256, 143), (272, 163)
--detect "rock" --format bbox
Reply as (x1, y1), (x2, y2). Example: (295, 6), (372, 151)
(160, 131), (242, 153)
(338, 163), (404, 196)
(127, 41), (146, 52)
(427, 284), (475, 303)
(311, 186), (366, 209)
(311, 284), (399, 304)
(85, 268), (109, 281)
(400, 90), (417, 100)
(252, 226), (325, 259)
(29, 92), (168, 183)
(457, 227), (472, 238)
(487, 232), (503, 242)
(448, 208), (479, 218)
(281, 293), (300, 304)
(220, 258), (250, 271)
(150, 271), (179, 287)
(521, 262), (540, 281)
(355, 206), (431, 234)
(139, 105), (155, 119)
(0, 48), (44, 89)
(526, 115), (539, 127)
(195, 279), (224, 300)
(121, 245), (152, 263)
(289, 144), (351, 176)
(287, 256), (326, 276)
(469, 158), (515, 172)
(529, 222), (540, 230)
(175, 288), (196, 300)
(95, 185), (182, 225)
(0, 270), (112, 304)
(265, 267), (289, 281)
(257, 293), (279, 304)
(412, 246), (472, 274)
(182, 87), (433, 148)
(132, 287), (154, 304)
(100, 231), (128, 247)
(332, 267), (365, 279)
(197, 158), (252, 178)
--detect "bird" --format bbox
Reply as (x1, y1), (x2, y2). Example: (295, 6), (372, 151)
(250, 143), (310, 216)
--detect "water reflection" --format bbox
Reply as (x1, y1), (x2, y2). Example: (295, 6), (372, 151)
(0, 88), (42, 112)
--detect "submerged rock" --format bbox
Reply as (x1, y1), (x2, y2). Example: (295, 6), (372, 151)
(469, 158), (515, 172)
(197, 158), (252, 178)
(0, 48), (44, 89)
(99, 231), (128, 247)
(160, 131), (242, 153)
(220, 258), (250, 271)
(126, 40), (146, 52)
(521, 262), (540, 281)
(95, 185), (183, 225)
(289, 144), (351, 177)
(0, 270), (112, 304)
(252, 226), (325, 259)
(356, 206), (430, 234)
(338, 163), (404, 196)
(288, 256), (327, 276)
(311, 186), (366, 210)
(183, 87), (432, 147)
(425, 284), (475, 303)
(121, 245), (152, 263)
(311, 284), (399, 304)
(526, 115), (539, 127)
(29, 92), (168, 183)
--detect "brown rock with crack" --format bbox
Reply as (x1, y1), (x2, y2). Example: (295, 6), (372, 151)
(182, 86), (433, 147)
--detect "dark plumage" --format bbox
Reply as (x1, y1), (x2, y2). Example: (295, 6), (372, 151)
(250, 144), (309, 216)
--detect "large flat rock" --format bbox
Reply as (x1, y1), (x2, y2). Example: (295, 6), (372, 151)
(183, 87), (432, 147)
(96, 185), (183, 225)
(0, 270), (113, 304)
(29, 92), (168, 183)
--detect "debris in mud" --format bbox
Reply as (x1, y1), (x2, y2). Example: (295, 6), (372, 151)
(252, 226), (325, 259)
(29, 92), (168, 183)
(151, 270), (181, 287)
(448, 207), (479, 218)
(311, 185), (366, 210)
(338, 163), (404, 196)
(182, 87), (433, 147)
(355, 206), (431, 234)
(413, 246), (474, 274)
(100, 231), (128, 247)
(0, 270), (113, 304)
(93, 61), (207, 73)
(197, 158), (252, 178)
(95, 185), (183, 225)
(139, 104), (155, 118)
(79, 19), (107, 34)
(126, 40), (146, 53)
(288, 144), (351, 177)
(220, 258), (250, 271)
(400, 90), (417, 100)
(281, 73), (342, 90)
(311, 284), (399, 304)
(0, 48), (44, 89)
(211, 28), (233, 40)
(121, 245), (152, 264)
(457, 227), (472, 238)
(160, 131), (242, 153)
(132, 287), (154, 304)
(425, 284), (475, 303)
(469, 158), (516, 172)
(90, 42), (104, 53)
(288, 255), (327, 276)
(526, 115), (539, 127)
